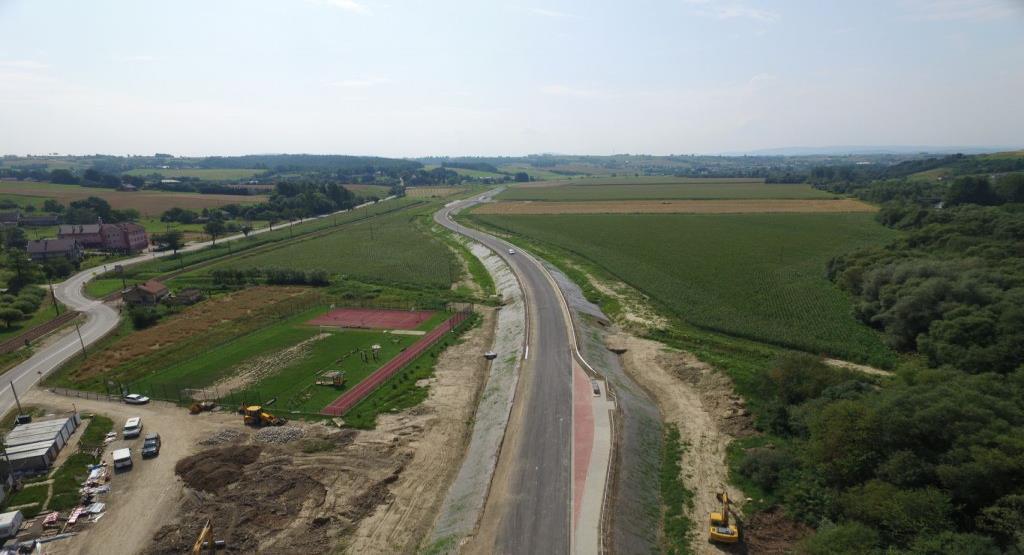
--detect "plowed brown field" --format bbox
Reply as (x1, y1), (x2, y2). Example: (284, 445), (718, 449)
(472, 198), (877, 214)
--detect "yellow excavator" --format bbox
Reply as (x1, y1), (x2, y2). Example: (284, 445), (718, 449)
(239, 398), (287, 427)
(191, 519), (226, 553)
(708, 492), (739, 544)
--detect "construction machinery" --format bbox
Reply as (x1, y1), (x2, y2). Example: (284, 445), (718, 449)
(708, 492), (739, 544)
(192, 519), (226, 554)
(241, 405), (287, 427)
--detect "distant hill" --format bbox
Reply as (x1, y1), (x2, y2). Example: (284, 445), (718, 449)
(728, 145), (1018, 156)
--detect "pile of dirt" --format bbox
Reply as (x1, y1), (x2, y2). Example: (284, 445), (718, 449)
(657, 350), (755, 437)
(198, 429), (247, 446)
(175, 445), (263, 492)
(742, 507), (812, 554)
(148, 460), (331, 554)
(345, 470), (401, 522)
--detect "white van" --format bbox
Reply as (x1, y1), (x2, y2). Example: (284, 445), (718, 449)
(112, 448), (132, 470)
(123, 417), (143, 439)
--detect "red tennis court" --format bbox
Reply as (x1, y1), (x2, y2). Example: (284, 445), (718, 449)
(308, 308), (435, 330)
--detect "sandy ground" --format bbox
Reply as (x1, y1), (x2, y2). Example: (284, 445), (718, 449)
(472, 198), (877, 214)
(607, 333), (752, 555)
(346, 307), (496, 553)
(23, 389), (240, 555)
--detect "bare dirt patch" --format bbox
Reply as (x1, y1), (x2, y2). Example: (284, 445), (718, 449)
(473, 198), (877, 215)
(0, 181), (265, 216)
(194, 333), (329, 397)
(70, 287), (316, 382)
(743, 507), (812, 554)
(406, 187), (462, 198)
(607, 332), (752, 554)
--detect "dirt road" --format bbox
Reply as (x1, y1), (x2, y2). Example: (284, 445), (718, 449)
(24, 389), (240, 555)
(347, 308), (496, 553)
(607, 333), (752, 554)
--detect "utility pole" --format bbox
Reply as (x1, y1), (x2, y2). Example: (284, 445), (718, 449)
(10, 381), (22, 415)
(74, 322), (87, 358)
(48, 279), (60, 316)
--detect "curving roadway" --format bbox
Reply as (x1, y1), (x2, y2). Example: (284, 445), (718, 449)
(436, 191), (573, 553)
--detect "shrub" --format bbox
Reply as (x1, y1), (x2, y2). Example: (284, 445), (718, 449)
(130, 307), (161, 329)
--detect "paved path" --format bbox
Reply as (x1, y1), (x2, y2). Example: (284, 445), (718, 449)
(0, 198), (389, 419)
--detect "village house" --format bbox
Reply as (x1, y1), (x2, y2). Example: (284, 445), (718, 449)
(26, 239), (83, 263)
(122, 280), (169, 306)
(58, 222), (149, 253)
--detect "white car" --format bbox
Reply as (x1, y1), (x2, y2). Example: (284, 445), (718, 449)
(508, 248), (516, 255)
(123, 394), (150, 405)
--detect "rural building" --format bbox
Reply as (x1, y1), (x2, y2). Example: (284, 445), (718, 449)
(100, 222), (148, 253)
(26, 239), (83, 263)
(123, 280), (169, 306)
(58, 224), (103, 248)
(0, 211), (19, 228)
(59, 222), (149, 253)
(2, 414), (81, 474)
(21, 214), (60, 226)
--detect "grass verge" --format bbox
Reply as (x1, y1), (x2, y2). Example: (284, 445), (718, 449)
(661, 425), (695, 555)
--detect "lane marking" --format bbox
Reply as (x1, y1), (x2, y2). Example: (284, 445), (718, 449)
(524, 345), (529, 360)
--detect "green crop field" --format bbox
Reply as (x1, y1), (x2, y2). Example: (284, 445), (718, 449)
(471, 212), (898, 366)
(497, 178), (835, 201)
(189, 205), (456, 289)
(122, 168), (264, 180)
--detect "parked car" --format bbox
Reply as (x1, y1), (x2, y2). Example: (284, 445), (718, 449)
(123, 417), (143, 439)
(141, 433), (161, 458)
(123, 394), (150, 405)
(112, 448), (132, 470)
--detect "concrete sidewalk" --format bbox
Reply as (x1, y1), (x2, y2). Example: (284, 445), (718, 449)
(573, 360), (614, 554)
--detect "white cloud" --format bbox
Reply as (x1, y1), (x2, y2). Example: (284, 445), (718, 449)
(528, 7), (579, 19)
(0, 60), (48, 70)
(330, 77), (391, 88)
(308, 0), (371, 15)
(682, 0), (779, 22)
(902, 0), (1020, 21)
(540, 84), (613, 99)
(117, 55), (158, 63)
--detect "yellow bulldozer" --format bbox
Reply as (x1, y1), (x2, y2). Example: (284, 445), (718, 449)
(239, 400), (287, 427)
(708, 491), (739, 544)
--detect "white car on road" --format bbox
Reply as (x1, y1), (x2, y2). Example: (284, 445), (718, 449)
(123, 394), (150, 405)
(508, 248), (516, 255)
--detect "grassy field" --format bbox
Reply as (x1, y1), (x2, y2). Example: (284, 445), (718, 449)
(471, 212), (898, 366)
(0, 293), (61, 344)
(0, 181), (266, 216)
(343, 183), (391, 197)
(497, 178), (836, 202)
(86, 199), (423, 296)
(183, 204), (455, 289)
(122, 168), (263, 180)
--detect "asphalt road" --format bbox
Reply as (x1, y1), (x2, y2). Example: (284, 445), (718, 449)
(0, 198), (389, 419)
(435, 192), (572, 554)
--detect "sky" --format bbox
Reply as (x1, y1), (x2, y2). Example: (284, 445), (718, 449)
(1, 0), (1023, 157)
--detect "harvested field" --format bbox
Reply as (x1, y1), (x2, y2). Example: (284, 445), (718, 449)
(0, 181), (266, 216)
(474, 198), (877, 214)
(308, 308), (435, 330)
(52, 287), (318, 387)
(497, 179), (834, 201)
(406, 186), (462, 197)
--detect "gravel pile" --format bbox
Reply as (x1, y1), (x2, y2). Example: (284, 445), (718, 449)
(255, 426), (304, 444)
(199, 429), (246, 446)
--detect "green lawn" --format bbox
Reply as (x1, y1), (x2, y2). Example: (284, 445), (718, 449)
(122, 168), (264, 180)
(184, 204), (456, 289)
(471, 212), (898, 366)
(497, 178), (835, 201)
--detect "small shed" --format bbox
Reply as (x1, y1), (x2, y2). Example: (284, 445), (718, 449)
(0, 511), (23, 539)
(122, 280), (170, 306)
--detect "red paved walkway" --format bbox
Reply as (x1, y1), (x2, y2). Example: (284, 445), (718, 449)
(321, 312), (468, 416)
(572, 360), (595, 529)
(309, 308), (435, 330)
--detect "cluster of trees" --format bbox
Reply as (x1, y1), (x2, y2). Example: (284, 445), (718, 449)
(210, 266), (330, 287)
(62, 197), (138, 225)
(239, 181), (360, 222)
(0, 286), (46, 328)
(146, 179), (250, 196)
(49, 168), (144, 189)
(734, 171), (1024, 553)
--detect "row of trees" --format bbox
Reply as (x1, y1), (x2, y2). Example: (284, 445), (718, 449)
(210, 266), (330, 287)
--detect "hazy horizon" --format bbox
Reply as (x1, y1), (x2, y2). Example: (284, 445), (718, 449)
(2, 0), (1023, 157)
